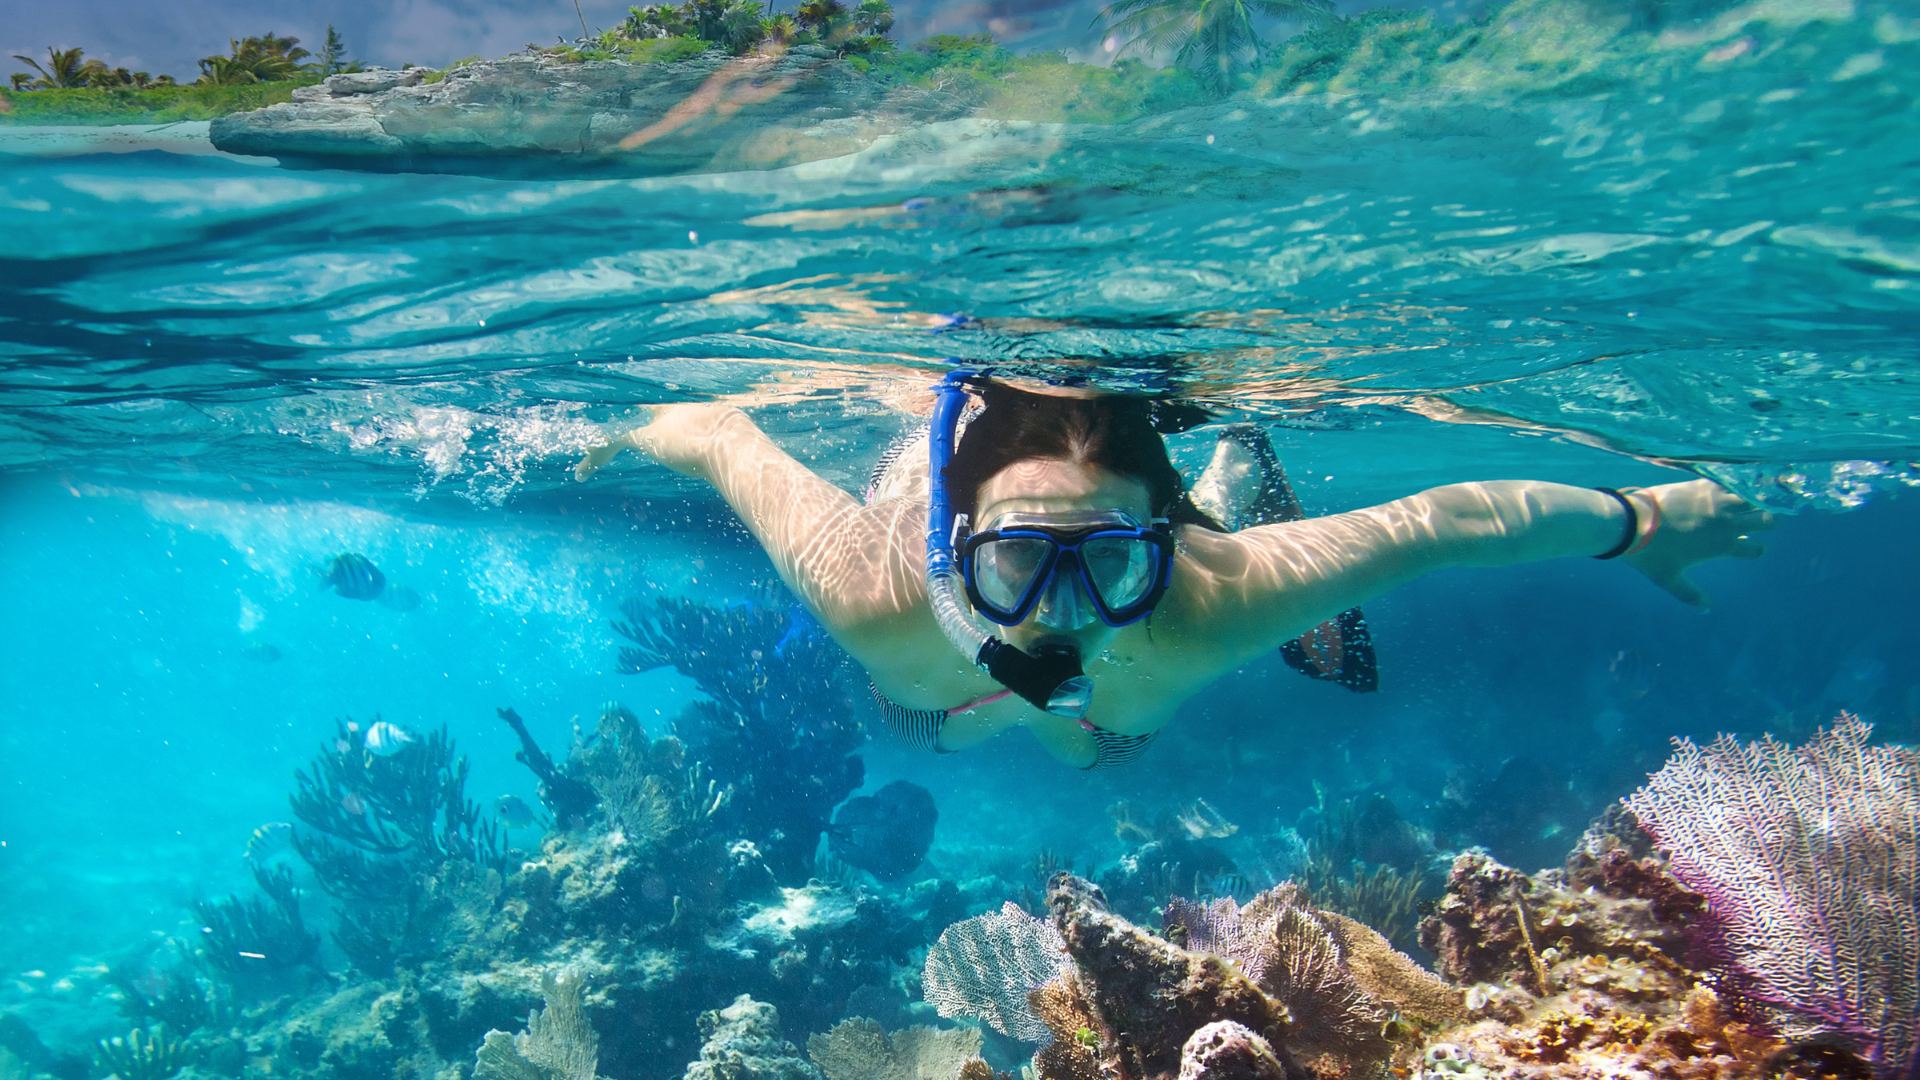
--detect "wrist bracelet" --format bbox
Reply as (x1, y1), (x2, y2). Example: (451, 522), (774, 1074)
(1593, 487), (1637, 560)
(1621, 486), (1662, 555)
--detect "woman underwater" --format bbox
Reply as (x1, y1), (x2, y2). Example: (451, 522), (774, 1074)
(577, 375), (1772, 770)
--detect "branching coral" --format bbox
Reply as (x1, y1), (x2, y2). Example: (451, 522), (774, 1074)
(92, 1026), (195, 1080)
(108, 946), (231, 1035)
(474, 969), (601, 1080)
(805, 1017), (986, 1079)
(288, 718), (505, 975)
(613, 594), (864, 882)
(290, 718), (504, 900)
(498, 706), (598, 829)
(1624, 713), (1919, 1080)
(192, 861), (320, 992)
(572, 703), (730, 847)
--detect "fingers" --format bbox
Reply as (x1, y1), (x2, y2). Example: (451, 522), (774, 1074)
(1660, 571), (1709, 611)
(574, 440), (623, 482)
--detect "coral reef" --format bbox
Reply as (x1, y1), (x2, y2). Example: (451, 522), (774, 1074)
(1178, 1021), (1291, 1080)
(925, 875), (1455, 1080)
(922, 902), (1068, 1043)
(291, 719), (504, 900)
(474, 969), (600, 1080)
(614, 596), (866, 883)
(93, 1025), (195, 1080)
(1160, 882), (1459, 1076)
(190, 862), (321, 994)
(1296, 792), (1436, 955)
(805, 1017), (985, 1079)
(287, 718), (507, 977)
(1624, 713), (1918, 1080)
(1410, 848), (1836, 1080)
(683, 996), (819, 1080)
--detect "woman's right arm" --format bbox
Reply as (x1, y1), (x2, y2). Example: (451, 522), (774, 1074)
(576, 405), (927, 643)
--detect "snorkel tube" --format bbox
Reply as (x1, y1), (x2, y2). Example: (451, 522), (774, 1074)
(927, 370), (1094, 720)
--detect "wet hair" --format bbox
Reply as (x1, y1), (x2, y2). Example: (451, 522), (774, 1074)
(945, 380), (1219, 529)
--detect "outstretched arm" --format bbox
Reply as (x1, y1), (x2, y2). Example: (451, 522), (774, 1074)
(576, 405), (926, 641)
(1161, 479), (1771, 678)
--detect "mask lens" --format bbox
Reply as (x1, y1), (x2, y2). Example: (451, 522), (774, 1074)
(1081, 537), (1157, 611)
(973, 536), (1052, 616)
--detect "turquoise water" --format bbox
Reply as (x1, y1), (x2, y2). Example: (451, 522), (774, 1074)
(2, 2), (1918, 1077)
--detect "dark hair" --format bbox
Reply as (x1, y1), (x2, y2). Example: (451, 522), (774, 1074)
(945, 380), (1219, 529)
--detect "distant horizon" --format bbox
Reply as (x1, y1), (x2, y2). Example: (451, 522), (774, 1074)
(5, 0), (1482, 88)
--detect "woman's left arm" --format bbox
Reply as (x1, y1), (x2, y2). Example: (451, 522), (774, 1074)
(1160, 479), (1772, 675)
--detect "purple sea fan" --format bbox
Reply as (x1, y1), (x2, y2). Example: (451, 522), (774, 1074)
(1624, 712), (1919, 1080)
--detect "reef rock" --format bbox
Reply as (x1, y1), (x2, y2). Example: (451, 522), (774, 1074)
(1046, 875), (1293, 1080)
(1178, 1021), (1291, 1080)
(209, 49), (975, 175)
(683, 996), (820, 1080)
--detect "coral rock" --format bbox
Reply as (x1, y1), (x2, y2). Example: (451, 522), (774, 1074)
(684, 996), (820, 1080)
(1178, 1021), (1291, 1080)
(1047, 875), (1288, 1079)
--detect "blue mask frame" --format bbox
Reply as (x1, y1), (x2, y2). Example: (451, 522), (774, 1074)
(957, 515), (1174, 628)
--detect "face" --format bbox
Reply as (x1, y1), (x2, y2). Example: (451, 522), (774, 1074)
(973, 457), (1154, 656)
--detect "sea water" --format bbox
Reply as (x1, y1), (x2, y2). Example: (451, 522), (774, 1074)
(1, 1), (1916, 1076)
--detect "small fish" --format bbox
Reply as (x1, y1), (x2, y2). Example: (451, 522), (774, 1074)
(363, 720), (415, 757)
(246, 822), (295, 865)
(495, 795), (536, 829)
(241, 641), (283, 663)
(323, 553), (386, 601)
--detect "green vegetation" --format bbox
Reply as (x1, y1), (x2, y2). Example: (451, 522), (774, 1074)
(567, 0), (899, 60)
(3, 29), (353, 124)
(0, 79), (317, 123)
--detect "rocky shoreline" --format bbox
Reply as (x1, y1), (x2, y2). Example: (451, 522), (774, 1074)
(208, 48), (980, 176)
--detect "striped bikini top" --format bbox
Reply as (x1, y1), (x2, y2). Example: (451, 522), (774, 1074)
(869, 682), (1158, 770)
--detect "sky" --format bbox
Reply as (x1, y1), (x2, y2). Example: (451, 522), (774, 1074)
(4, 0), (1479, 85)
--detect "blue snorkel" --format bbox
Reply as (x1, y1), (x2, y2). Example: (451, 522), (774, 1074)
(927, 370), (1094, 720)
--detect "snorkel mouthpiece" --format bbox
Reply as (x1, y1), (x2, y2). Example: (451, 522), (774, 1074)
(980, 640), (1092, 719)
(925, 368), (1093, 721)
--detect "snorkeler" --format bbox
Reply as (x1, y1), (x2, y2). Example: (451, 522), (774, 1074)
(575, 376), (1772, 770)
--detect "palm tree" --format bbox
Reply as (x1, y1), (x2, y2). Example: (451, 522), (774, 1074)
(1094, 0), (1331, 92)
(11, 47), (90, 89)
(198, 33), (309, 84)
(851, 0), (893, 36)
(196, 55), (259, 85)
(761, 13), (799, 44)
(794, 0), (846, 32)
(718, 0), (768, 52)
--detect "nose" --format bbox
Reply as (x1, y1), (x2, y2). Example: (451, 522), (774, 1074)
(1033, 568), (1095, 631)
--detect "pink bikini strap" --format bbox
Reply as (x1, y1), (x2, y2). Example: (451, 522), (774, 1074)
(947, 688), (1015, 715)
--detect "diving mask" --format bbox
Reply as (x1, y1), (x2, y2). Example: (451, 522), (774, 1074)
(957, 509), (1174, 629)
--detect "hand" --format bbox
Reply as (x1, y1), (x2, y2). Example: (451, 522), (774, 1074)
(1621, 480), (1774, 609)
(574, 403), (747, 481)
